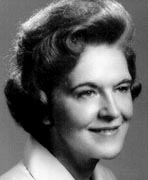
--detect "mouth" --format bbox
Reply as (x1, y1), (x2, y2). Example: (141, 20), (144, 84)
(88, 125), (120, 136)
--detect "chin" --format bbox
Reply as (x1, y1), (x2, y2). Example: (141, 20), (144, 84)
(101, 149), (121, 160)
(94, 142), (125, 160)
(97, 124), (128, 160)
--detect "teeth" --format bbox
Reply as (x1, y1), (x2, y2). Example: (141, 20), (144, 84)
(101, 129), (116, 133)
(89, 126), (119, 135)
(101, 127), (118, 132)
(100, 129), (117, 135)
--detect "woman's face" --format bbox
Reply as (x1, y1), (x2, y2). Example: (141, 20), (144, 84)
(51, 44), (133, 161)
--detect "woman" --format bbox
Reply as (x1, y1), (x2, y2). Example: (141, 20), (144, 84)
(0, 0), (141, 180)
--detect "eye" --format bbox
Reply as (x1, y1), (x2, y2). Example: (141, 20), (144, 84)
(116, 84), (131, 93)
(76, 90), (96, 99)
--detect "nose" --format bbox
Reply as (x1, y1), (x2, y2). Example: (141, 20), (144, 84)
(98, 92), (120, 122)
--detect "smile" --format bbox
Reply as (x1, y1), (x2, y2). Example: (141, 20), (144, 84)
(88, 125), (120, 136)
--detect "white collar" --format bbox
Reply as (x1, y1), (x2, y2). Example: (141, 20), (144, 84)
(23, 137), (75, 180)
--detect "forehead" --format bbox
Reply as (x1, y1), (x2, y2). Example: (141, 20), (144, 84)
(68, 44), (131, 86)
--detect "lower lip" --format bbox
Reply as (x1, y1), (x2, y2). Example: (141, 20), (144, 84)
(89, 126), (120, 136)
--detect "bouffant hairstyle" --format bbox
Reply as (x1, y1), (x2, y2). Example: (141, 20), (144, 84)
(5, 0), (141, 144)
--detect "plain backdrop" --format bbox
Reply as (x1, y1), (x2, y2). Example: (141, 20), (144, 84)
(0, 0), (148, 179)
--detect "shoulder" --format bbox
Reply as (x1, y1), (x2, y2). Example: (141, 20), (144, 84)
(93, 163), (117, 180)
(0, 162), (33, 180)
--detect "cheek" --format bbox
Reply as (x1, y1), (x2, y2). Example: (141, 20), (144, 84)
(52, 98), (97, 129)
(117, 95), (133, 120)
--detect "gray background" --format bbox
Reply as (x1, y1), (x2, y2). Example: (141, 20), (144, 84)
(0, 0), (147, 179)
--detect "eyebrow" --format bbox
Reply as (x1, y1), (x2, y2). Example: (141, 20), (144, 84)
(115, 79), (133, 87)
(70, 79), (133, 92)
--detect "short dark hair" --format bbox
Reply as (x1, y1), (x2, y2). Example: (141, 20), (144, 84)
(4, 0), (141, 144)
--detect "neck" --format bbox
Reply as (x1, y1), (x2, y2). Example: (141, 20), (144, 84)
(48, 130), (99, 180)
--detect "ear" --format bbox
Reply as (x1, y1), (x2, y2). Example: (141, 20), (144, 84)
(40, 90), (48, 104)
(43, 118), (51, 126)
(40, 90), (52, 126)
